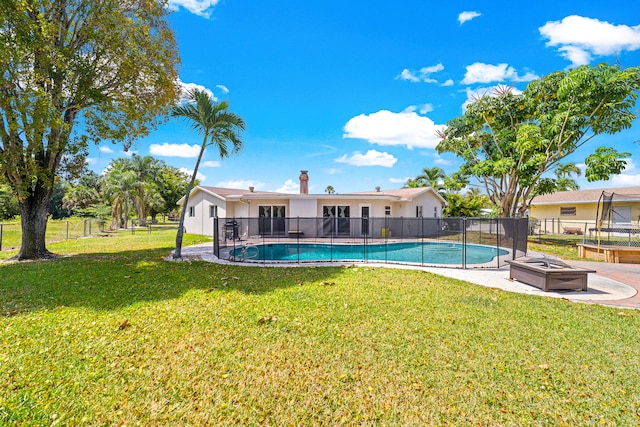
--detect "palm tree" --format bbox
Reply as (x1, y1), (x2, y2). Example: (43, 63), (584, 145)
(554, 162), (581, 191)
(405, 167), (446, 190)
(324, 185), (335, 194)
(171, 89), (245, 259)
(129, 154), (162, 226)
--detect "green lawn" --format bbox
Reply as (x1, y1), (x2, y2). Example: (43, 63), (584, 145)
(1, 231), (639, 425)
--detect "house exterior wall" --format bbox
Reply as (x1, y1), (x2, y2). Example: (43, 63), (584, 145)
(183, 191), (228, 236)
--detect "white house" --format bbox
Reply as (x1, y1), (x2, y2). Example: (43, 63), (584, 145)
(178, 170), (447, 238)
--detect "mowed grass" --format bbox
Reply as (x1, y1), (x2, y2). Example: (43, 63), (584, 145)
(1, 232), (640, 425)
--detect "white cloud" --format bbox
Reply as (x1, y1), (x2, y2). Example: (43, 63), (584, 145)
(325, 168), (340, 175)
(202, 160), (221, 168)
(611, 158), (640, 186)
(335, 150), (398, 167)
(389, 176), (412, 184)
(396, 63), (444, 84)
(150, 143), (201, 158)
(86, 157), (96, 165)
(434, 156), (454, 166)
(179, 167), (205, 182)
(441, 79), (454, 87)
(216, 179), (265, 190)
(557, 46), (592, 66)
(461, 63), (539, 85)
(403, 104), (434, 114)
(168, 0), (220, 18)
(178, 80), (216, 102)
(462, 63), (517, 84)
(343, 109), (445, 149)
(275, 179), (300, 194)
(216, 84), (229, 94)
(540, 15), (640, 66)
(99, 146), (114, 154)
(458, 11), (481, 25)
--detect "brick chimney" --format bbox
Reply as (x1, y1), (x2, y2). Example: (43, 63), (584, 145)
(299, 170), (309, 194)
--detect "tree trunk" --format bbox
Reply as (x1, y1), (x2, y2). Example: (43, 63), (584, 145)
(174, 137), (207, 259)
(15, 181), (55, 260)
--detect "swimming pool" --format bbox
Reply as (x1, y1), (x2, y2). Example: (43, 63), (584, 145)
(230, 241), (508, 265)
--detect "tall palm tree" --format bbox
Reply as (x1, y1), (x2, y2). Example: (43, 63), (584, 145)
(171, 89), (245, 259)
(554, 162), (581, 191)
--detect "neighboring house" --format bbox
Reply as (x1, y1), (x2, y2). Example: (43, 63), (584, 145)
(178, 170), (447, 237)
(530, 186), (640, 230)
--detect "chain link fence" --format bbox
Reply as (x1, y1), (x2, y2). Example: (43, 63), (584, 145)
(0, 218), (179, 251)
(529, 218), (640, 247)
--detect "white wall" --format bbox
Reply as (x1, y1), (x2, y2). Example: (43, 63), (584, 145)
(290, 198), (318, 217)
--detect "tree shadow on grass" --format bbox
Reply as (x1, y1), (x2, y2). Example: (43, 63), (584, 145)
(0, 247), (347, 316)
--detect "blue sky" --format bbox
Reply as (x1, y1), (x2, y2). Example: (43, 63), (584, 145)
(89, 0), (640, 194)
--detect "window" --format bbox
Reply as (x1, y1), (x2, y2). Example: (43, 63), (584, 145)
(209, 205), (218, 218)
(416, 206), (423, 218)
(433, 206), (438, 218)
(188, 206), (195, 217)
(560, 207), (576, 216)
(385, 206), (391, 216)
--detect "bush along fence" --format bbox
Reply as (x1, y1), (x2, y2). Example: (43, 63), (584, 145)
(211, 217), (529, 269)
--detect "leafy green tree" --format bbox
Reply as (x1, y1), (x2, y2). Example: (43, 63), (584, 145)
(584, 147), (631, 182)
(153, 166), (192, 221)
(62, 171), (102, 213)
(171, 89), (245, 260)
(437, 64), (640, 217)
(129, 155), (163, 226)
(0, 179), (19, 220)
(49, 179), (71, 220)
(0, 0), (180, 259)
(324, 185), (335, 194)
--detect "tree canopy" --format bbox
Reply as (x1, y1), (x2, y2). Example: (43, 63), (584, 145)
(437, 64), (640, 217)
(0, 0), (180, 259)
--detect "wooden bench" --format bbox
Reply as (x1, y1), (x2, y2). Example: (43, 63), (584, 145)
(287, 230), (304, 237)
(506, 258), (595, 291)
(578, 244), (640, 264)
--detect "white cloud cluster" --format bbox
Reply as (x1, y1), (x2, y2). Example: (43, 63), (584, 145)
(458, 11), (481, 25)
(168, 0), (220, 19)
(150, 143), (201, 158)
(540, 15), (640, 66)
(178, 80), (216, 103)
(98, 145), (114, 154)
(216, 179), (265, 190)
(397, 63), (445, 84)
(202, 160), (221, 168)
(335, 150), (397, 168)
(389, 176), (412, 184)
(179, 167), (206, 182)
(461, 63), (538, 85)
(216, 84), (229, 94)
(343, 109), (445, 149)
(275, 179), (300, 194)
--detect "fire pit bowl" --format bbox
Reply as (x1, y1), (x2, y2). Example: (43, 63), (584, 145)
(505, 257), (596, 292)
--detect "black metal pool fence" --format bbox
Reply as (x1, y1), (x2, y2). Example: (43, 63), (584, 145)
(213, 217), (529, 268)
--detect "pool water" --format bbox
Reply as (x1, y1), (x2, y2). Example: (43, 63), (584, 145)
(231, 241), (508, 265)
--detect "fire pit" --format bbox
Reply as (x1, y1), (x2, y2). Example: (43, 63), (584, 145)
(505, 257), (596, 292)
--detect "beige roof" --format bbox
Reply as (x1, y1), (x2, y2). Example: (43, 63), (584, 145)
(179, 185), (446, 205)
(531, 186), (640, 205)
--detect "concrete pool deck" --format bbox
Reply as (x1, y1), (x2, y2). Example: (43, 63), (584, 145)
(175, 243), (638, 309)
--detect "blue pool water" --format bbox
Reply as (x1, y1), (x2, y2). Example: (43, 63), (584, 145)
(231, 241), (508, 265)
